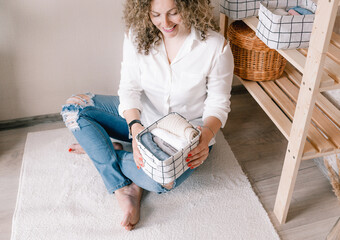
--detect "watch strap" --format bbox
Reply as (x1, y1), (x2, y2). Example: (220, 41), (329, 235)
(128, 119), (143, 133)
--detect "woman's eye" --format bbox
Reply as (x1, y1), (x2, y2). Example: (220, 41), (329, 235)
(169, 12), (178, 16)
(151, 13), (160, 17)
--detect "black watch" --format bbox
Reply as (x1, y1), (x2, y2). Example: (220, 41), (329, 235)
(128, 119), (143, 134)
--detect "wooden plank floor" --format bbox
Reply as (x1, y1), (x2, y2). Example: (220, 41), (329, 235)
(222, 92), (340, 240)
(0, 91), (339, 239)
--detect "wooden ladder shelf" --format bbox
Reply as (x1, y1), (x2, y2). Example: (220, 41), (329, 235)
(220, 0), (340, 224)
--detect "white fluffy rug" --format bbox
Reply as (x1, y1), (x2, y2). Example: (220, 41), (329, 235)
(11, 128), (279, 240)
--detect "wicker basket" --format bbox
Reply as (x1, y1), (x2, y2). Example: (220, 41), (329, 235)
(227, 20), (287, 81)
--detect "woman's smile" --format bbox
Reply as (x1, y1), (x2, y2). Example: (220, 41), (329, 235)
(163, 25), (177, 33)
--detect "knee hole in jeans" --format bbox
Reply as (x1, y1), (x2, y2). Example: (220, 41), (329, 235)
(65, 93), (95, 106)
(60, 93), (95, 131)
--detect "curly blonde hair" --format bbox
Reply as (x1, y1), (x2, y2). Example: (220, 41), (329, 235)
(123, 0), (219, 55)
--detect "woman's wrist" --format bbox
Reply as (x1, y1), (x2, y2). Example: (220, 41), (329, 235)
(131, 123), (144, 139)
(128, 119), (143, 132)
(199, 127), (214, 145)
(201, 117), (221, 142)
(201, 125), (215, 138)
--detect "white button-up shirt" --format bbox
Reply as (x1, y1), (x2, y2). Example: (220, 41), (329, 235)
(118, 26), (234, 131)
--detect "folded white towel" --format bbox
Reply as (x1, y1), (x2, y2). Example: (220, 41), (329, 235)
(153, 135), (178, 155)
(151, 128), (188, 151)
(271, 8), (290, 16)
(157, 114), (199, 141)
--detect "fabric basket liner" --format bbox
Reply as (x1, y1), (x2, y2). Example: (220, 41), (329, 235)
(220, 0), (262, 20)
(256, 0), (317, 49)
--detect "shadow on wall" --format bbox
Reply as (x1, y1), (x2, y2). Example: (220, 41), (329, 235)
(0, 49), (19, 120)
(0, 2), (20, 121)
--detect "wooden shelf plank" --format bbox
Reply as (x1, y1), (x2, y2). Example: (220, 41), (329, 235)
(276, 77), (340, 149)
(259, 81), (296, 120)
(285, 62), (337, 91)
(285, 64), (340, 127)
(239, 77), (317, 156)
(327, 43), (340, 65)
(319, 82), (340, 92)
(303, 141), (319, 158)
(259, 80), (335, 153)
(242, 16), (258, 32)
(243, 17), (306, 73)
(302, 148), (340, 160)
(331, 32), (340, 48)
(316, 94), (340, 128)
(299, 48), (340, 84)
(239, 78), (291, 139)
(324, 58), (340, 83)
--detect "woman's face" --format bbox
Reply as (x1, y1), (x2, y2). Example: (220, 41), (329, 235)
(149, 0), (187, 39)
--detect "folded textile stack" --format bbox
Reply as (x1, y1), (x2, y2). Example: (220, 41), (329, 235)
(157, 113), (199, 141)
(271, 6), (314, 16)
(287, 6), (314, 15)
(136, 112), (200, 185)
(151, 128), (188, 152)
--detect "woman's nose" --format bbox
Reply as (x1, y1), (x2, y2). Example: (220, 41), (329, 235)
(162, 15), (170, 27)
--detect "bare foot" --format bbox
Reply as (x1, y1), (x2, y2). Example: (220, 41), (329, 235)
(68, 142), (123, 154)
(115, 183), (143, 231)
(162, 181), (174, 190)
(68, 143), (86, 154)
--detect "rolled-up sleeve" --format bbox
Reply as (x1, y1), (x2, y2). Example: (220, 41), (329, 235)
(203, 41), (234, 128)
(118, 33), (143, 118)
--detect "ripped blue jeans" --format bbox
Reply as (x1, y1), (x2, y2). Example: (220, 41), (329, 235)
(60, 93), (195, 194)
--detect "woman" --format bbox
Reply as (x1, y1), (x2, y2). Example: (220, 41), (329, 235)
(61, 0), (233, 231)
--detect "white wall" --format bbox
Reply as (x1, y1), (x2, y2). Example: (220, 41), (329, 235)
(0, 0), (223, 121)
(0, 1), (339, 121)
(0, 0), (125, 121)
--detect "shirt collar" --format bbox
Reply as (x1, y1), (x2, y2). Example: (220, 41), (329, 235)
(151, 25), (202, 58)
(187, 25), (202, 49)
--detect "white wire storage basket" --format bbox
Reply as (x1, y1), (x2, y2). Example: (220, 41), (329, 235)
(136, 112), (201, 185)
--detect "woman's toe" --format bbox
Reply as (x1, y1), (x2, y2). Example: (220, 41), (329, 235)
(113, 142), (123, 151)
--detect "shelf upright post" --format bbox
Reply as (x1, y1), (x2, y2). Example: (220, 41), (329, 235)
(273, 0), (340, 224)
(220, 13), (229, 39)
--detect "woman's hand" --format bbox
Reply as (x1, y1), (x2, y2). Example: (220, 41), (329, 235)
(131, 123), (145, 169)
(186, 126), (214, 169)
(123, 108), (145, 169)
